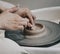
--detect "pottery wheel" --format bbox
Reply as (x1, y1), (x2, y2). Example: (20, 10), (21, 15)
(5, 20), (60, 47)
(18, 20), (60, 47)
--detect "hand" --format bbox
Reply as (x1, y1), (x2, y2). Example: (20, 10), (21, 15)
(16, 8), (35, 25)
(7, 7), (36, 25)
(0, 11), (29, 30)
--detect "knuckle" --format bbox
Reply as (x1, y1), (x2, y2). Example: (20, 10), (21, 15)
(25, 18), (29, 22)
(24, 8), (29, 12)
(25, 8), (29, 10)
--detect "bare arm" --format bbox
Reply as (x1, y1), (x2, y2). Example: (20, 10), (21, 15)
(0, 0), (15, 11)
(0, 1), (36, 29)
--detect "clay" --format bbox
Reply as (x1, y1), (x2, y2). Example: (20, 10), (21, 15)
(24, 23), (45, 35)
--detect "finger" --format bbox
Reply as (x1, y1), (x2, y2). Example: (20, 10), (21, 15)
(12, 25), (24, 30)
(26, 12), (34, 25)
(19, 21), (28, 27)
(27, 23), (32, 27)
(18, 18), (29, 22)
(7, 6), (18, 13)
(13, 21), (28, 27)
(20, 18), (29, 26)
(5, 24), (24, 30)
(24, 18), (29, 22)
(11, 18), (29, 27)
(14, 16), (29, 23)
(17, 26), (24, 30)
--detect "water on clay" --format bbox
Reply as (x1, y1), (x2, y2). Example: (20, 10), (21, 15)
(5, 20), (60, 47)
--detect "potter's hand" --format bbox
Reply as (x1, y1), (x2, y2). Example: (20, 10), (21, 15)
(0, 11), (29, 30)
(16, 8), (35, 25)
(7, 7), (36, 25)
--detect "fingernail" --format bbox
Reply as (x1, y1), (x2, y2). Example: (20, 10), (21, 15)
(27, 23), (32, 27)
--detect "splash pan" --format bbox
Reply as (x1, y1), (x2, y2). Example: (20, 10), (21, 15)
(5, 20), (60, 47)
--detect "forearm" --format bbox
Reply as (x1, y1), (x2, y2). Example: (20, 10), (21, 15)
(0, 0), (15, 11)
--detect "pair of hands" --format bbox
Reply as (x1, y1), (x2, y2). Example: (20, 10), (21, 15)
(0, 7), (35, 30)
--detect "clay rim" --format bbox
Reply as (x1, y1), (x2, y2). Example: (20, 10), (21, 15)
(24, 23), (45, 35)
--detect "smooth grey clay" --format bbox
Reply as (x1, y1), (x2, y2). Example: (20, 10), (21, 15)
(5, 20), (60, 47)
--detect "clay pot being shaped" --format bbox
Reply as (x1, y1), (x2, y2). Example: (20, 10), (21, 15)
(24, 23), (45, 35)
(24, 23), (45, 38)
